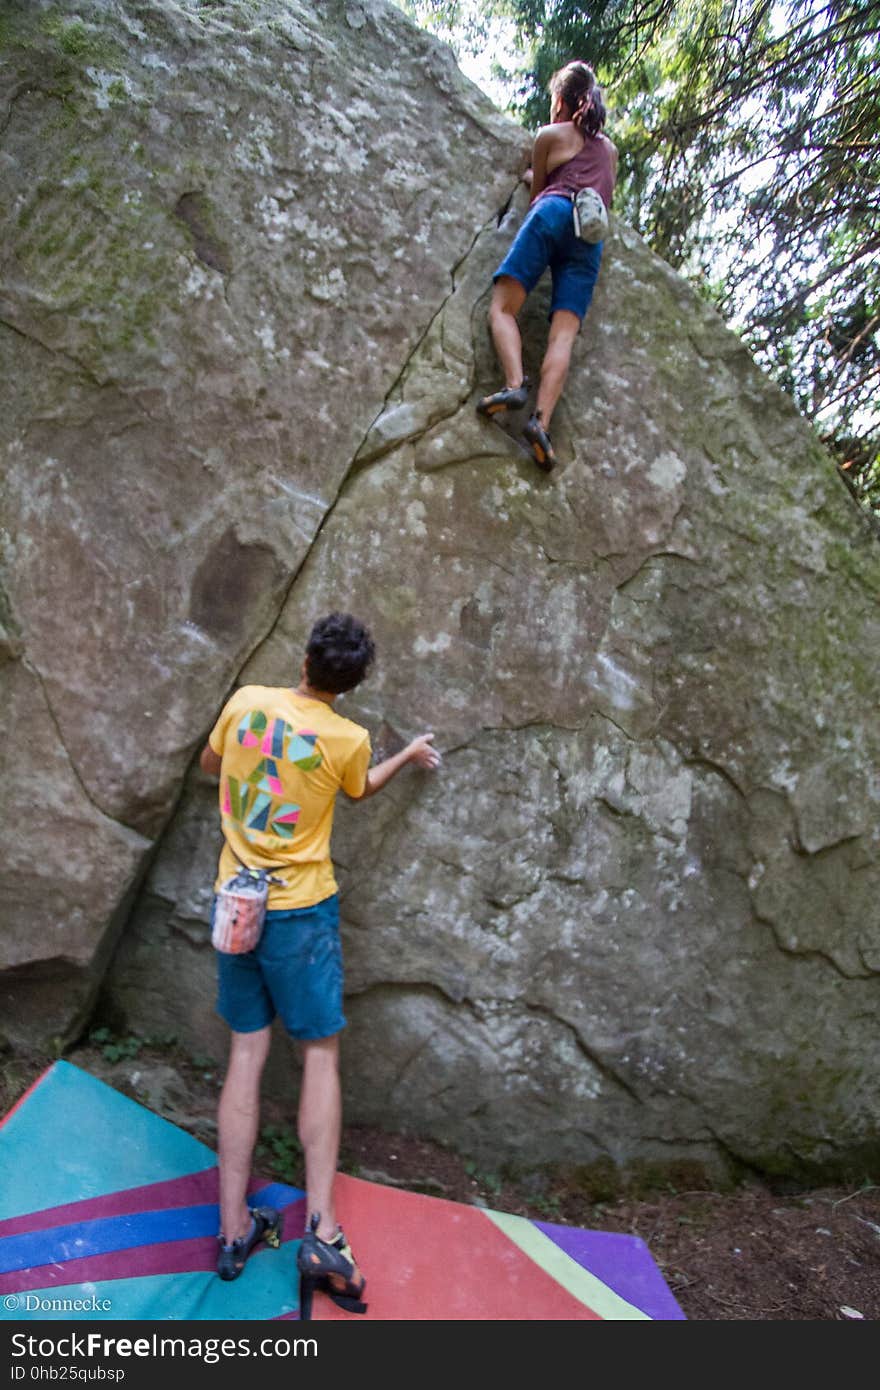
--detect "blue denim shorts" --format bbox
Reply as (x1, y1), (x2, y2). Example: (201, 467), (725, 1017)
(493, 193), (603, 320)
(215, 892), (345, 1040)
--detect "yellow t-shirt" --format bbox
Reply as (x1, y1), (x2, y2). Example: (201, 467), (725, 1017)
(208, 685), (371, 910)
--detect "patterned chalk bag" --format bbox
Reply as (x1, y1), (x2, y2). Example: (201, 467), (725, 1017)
(211, 866), (285, 954)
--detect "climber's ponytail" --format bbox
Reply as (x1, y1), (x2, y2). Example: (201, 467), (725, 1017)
(550, 61), (606, 138)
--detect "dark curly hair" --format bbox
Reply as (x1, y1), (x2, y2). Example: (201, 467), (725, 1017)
(305, 612), (375, 694)
(550, 61), (606, 138)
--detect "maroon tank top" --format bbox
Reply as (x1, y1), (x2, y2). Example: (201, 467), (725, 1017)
(537, 132), (615, 210)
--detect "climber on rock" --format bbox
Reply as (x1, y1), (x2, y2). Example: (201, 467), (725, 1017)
(477, 60), (618, 472)
(198, 612), (440, 1315)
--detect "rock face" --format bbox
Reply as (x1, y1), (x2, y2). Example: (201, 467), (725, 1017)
(3, 1), (879, 1180)
(0, 0), (521, 1043)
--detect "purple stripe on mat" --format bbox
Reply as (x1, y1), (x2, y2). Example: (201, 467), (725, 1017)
(0, 1237), (217, 1294)
(534, 1221), (686, 1320)
(1, 1200), (306, 1296)
(0, 1169), (220, 1240)
(0, 1170), (287, 1241)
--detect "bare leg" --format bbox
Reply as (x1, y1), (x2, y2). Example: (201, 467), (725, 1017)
(487, 276), (528, 388)
(535, 309), (581, 429)
(218, 1025), (272, 1242)
(298, 1034), (342, 1242)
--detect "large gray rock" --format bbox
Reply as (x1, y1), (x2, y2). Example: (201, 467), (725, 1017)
(3, 1), (879, 1181)
(107, 199), (880, 1181)
(0, 0), (522, 1041)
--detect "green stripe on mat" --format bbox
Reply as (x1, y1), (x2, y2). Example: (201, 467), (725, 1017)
(483, 1209), (650, 1321)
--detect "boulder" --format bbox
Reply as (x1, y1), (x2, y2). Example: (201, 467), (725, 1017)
(0, 0), (521, 1042)
(109, 200), (880, 1180)
(3, 0), (879, 1180)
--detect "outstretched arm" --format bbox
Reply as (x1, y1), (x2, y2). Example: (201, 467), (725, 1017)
(351, 733), (441, 800)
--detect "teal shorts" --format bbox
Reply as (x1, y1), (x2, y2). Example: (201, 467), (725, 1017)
(215, 893), (345, 1040)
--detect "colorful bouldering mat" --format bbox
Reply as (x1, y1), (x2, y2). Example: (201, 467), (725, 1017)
(0, 1062), (684, 1320)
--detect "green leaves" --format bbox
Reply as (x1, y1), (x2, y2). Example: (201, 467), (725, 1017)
(597, 1), (879, 508)
(256, 1125), (303, 1185)
(88, 1026), (142, 1063)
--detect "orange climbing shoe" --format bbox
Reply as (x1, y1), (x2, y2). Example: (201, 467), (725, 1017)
(522, 410), (556, 472)
(476, 377), (531, 417)
(297, 1212), (367, 1319)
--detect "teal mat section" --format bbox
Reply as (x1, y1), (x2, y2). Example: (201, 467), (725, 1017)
(3, 1243), (300, 1320)
(0, 1063), (215, 1221)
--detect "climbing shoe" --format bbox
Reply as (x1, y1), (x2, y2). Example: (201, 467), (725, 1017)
(216, 1205), (282, 1281)
(522, 410), (556, 472)
(476, 377), (532, 417)
(297, 1212), (367, 1318)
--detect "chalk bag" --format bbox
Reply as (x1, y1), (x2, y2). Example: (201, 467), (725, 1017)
(211, 867), (284, 954)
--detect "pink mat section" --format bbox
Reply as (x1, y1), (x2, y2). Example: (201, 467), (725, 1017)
(311, 1174), (601, 1321)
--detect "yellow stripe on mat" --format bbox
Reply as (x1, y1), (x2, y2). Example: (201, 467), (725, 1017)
(483, 1209), (651, 1321)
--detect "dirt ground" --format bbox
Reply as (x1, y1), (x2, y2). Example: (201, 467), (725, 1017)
(3, 1040), (878, 1321)
(339, 1131), (880, 1321)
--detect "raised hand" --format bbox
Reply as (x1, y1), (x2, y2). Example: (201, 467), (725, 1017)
(407, 733), (441, 771)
